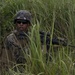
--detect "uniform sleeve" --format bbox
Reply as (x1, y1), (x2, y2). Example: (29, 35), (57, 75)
(40, 31), (50, 50)
(2, 38), (15, 69)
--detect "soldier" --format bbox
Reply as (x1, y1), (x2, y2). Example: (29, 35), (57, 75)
(4, 10), (67, 71)
(4, 10), (32, 70)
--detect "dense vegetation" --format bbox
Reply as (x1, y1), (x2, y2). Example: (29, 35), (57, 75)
(0, 0), (75, 75)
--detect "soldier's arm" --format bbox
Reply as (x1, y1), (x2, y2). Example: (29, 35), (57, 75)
(46, 35), (67, 46)
(3, 38), (15, 68)
(40, 31), (67, 49)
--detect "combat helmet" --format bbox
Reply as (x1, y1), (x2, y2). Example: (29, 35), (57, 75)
(14, 10), (31, 24)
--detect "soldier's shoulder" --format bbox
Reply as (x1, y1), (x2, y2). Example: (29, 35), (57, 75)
(6, 33), (14, 39)
(6, 30), (17, 40)
(5, 31), (16, 43)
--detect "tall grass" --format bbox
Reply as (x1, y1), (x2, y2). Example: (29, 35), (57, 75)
(3, 23), (75, 75)
(0, 0), (75, 75)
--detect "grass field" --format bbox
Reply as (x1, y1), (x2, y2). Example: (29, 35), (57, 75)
(0, 0), (75, 75)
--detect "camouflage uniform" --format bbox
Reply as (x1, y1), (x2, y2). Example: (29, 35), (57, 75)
(4, 30), (49, 68)
(4, 30), (30, 68)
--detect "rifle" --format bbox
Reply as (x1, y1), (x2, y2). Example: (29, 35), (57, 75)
(40, 31), (75, 49)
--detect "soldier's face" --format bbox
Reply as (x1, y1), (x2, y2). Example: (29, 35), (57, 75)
(16, 20), (31, 31)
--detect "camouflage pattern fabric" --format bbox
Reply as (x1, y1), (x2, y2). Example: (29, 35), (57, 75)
(3, 30), (30, 69)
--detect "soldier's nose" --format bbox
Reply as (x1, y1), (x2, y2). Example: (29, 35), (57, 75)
(20, 22), (23, 25)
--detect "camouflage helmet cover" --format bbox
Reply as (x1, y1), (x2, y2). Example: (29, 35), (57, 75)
(14, 10), (31, 23)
